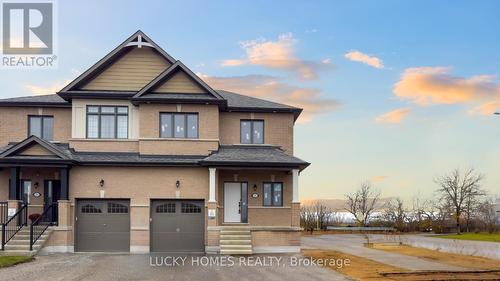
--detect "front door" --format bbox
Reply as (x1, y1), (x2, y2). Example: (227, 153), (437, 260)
(44, 180), (60, 223)
(224, 182), (242, 222)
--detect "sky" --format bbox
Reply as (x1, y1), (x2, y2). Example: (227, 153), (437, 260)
(1, 0), (499, 201)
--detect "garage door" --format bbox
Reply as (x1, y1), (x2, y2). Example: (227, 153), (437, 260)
(76, 199), (130, 252)
(151, 200), (204, 253)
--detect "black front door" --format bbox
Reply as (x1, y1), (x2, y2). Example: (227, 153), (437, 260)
(44, 180), (60, 224)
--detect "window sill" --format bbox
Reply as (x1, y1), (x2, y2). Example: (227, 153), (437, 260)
(70, 138), (138, 142)
(248, 206), (290, 209)
(139, 138), (219, 142)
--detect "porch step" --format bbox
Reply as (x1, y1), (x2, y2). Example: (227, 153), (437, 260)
(219, 226), (252, 255)
(1, 227), (53, 256)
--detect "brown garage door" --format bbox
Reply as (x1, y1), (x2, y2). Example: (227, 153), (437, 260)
(150, 200), (204, 253)
(76, 199), (130, 252)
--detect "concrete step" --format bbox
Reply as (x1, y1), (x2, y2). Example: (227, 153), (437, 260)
(220, 244), (252, 250)
(219, 239), (252, 245)
(219, 235), (251, 240)
(4, 244), (41, 251)
(220, 226), (251, 230)
(8, 234), (49, 240)
(8, 238), (47, 246)
(220, 249), (253, 255)
(0, 250), (37, 256)
(219, 230), (250, 235)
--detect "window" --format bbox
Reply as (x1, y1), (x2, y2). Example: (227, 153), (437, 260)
(28, 116), (54, 140)
(81, 204), (102, 213)
(156, 203), (176, 213)
(86, 106), (128, 139)
(240, 120), (264, 144)
(263, 182), (283, 206)
(107, 202), (128, 214)
(21, 180), (31, 204)
(160, 113), (198, 139)
(181, 202), (202, 213)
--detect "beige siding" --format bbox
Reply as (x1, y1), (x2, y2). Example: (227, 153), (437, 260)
(219, 112), (294, 154)
(153, 70), (207, 94)
(81, 48), (171, 91)
(0, 107), (71, 146)
(19, 144), (54, 156)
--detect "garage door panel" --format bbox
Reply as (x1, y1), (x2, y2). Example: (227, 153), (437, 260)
(76, 199), (130, 252)
(151, 200), (204, 253)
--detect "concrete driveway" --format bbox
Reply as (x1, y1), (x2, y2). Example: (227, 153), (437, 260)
(0, 253), (350, 281)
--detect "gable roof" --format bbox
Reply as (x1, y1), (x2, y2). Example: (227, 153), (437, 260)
(59, 30), (176, 94)
(132, 61), (224, 101)
(0, 136), (73, 161)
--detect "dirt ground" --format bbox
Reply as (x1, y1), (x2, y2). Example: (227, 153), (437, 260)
(302, 249), (500, 281)
(372, 243), (500, 270)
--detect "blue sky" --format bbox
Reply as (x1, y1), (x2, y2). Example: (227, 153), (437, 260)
(1, 0), (499, 200)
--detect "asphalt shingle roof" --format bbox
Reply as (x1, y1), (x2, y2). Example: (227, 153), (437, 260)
(0, 94), (69, 105)
(216, 90), (300, 111)
(200, 145), (309, 168)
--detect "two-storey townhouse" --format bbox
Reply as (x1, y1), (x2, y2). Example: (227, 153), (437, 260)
(0, 31), (309, 255)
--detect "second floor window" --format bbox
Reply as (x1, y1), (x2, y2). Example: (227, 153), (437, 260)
(160, 113), (198, 139)
(87, 106), (128, 139)
(241, 120), (264, 144)
(28, 116), (53, 141)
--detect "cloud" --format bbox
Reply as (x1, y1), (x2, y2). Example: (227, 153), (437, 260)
(200, 74), (340, 123)
(344, 50), (384, 69)
(375, 108), (411, 124)
(25, 79), (72, 95)
(469, 101), (500, 116)
(372, 175), (388, 183)
(394, 67), (500, 105)
(222, 33), (330, 80)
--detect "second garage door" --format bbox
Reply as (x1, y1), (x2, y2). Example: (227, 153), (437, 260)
(76, 199), (130, 252)
(151, 200), (204, 253)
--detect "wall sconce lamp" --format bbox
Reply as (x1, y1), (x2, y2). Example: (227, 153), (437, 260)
(176, 180), (181, 188)
(99, 179), (105, 188)
(253, 184), (257, 191)
(34, 182), (39, 189)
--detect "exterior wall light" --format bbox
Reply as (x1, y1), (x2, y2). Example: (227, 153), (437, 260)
(253, 184), (257, 191)
(176, 180), (181, 188)
(34, 182), (39, 189)
(99, 179), (105, 188)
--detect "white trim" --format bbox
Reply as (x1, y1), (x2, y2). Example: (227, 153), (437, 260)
(130, 246), (149, 253)
(292, 169), (299, 203)
(253, 246), (300, 254)
(130, 204), (149, 207)
(139, 138), (219, 142)
(247, 206), (291, 209)
(39, 246), (74, 254)
(208, 168), (216, 203)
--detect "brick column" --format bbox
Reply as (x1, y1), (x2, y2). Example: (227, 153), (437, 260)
(291, 202), (300, 227)
(7, 200), (21, 219)
(206, 168), (219, 253)
(58, 200), (71, 227)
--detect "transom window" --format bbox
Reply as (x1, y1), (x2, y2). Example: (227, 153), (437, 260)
(81, 204), (102, 213)
(28, 116), (53, 141)
(160, 113), (198, 139)
(240, 120), (264, 144)
(181, 202), (201, 213)
(86, 106), (128, 139)
(156, 203), (176, 213)
(263, 182), (283, 207)
(107, 202), (128, 214)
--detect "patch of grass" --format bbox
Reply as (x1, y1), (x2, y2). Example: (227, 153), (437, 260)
(433, 233), (500, 242)
(372, 243), (500, 270)
(0, 256), (34, 268)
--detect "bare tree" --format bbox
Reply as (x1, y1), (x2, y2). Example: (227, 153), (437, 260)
(478, 198), (497, 233)
(312, 201), (331, 230)
(435, 168), (484, 234)
(300, 205), (316, 234)
(345, 182), (380, 226)
(384, 198), (407, 231)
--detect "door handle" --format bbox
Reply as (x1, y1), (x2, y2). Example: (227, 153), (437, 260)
(238, 201), (241, 214)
